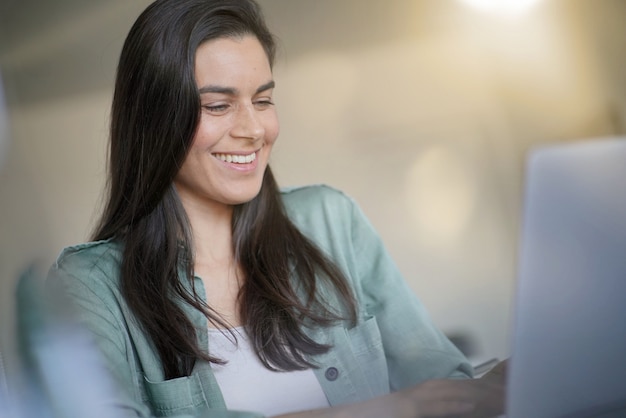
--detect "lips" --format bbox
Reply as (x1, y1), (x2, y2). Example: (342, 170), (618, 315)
(213, 151), (256, 164)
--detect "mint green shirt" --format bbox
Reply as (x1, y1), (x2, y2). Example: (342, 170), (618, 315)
(48, 185), (472, 417)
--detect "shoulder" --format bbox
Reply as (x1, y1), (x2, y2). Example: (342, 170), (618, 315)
(54, 239), (122, 274)
(279, 184), (368, 258)
(48, 239), (124, 292)
(280, 184), (356, 223)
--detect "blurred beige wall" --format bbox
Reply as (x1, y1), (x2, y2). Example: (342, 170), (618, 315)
(1, 0), (624, 377)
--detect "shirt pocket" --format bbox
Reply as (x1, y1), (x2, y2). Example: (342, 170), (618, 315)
(344, 315), (389, 396)
(142, 373), (208, 417)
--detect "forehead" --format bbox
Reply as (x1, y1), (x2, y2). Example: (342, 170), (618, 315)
(194, 35), (271, 87)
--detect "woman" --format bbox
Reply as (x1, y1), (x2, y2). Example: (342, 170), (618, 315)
(48, 0), (505, 417)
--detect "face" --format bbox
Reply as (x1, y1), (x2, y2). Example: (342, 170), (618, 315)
(174, 35), (279, 212)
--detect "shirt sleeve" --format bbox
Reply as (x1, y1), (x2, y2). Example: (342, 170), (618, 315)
(347, 197), (474, 390)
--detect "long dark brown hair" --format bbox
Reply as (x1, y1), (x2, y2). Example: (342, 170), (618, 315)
(92, 0), (357, 380)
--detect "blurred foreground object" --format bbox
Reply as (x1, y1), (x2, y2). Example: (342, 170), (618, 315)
(13, 264), (121, 418)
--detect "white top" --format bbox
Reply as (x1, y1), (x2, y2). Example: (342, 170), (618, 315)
(208, 327), (330, 416)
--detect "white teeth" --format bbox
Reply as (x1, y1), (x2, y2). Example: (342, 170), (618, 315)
(215, 152), (256, 164)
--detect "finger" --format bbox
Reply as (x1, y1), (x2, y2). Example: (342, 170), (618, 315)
(417, 400), (476, 417)
(482, 360), (507, 381)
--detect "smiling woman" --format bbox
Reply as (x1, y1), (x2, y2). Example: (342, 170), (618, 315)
(45, 0), (505, 417)
(175, 36), (279, 211)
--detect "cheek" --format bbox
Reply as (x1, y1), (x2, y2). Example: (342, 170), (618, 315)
(192, 117), (224, 150)
(265, 113), (280, 145)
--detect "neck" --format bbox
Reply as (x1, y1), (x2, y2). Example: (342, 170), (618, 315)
(179, 195), (235, 266)
(177, 196), (243, 327)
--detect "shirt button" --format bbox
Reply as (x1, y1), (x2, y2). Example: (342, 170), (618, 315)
(325, 367), (339, 381)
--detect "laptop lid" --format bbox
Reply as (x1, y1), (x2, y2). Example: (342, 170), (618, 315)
(506, 138), (626, 418)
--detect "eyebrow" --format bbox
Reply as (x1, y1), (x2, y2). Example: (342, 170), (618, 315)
(198, 80), (275, 96)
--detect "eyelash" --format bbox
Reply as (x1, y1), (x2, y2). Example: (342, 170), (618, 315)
(255, 99), (275, 108)
(204, 104), (229, 112)
(202, 100), (274, 114)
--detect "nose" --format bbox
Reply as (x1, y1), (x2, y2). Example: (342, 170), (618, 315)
(230, 103), (264, 140)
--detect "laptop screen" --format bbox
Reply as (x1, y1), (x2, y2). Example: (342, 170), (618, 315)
(506, 138), (626, 417)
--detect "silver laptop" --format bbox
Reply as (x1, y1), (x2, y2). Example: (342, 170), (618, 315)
(506, 138), (626, 417)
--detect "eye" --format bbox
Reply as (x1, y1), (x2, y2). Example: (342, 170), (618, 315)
(254, 99), (275, 110)
(202, 103), (230, 114)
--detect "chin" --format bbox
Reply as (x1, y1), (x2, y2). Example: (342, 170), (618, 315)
(224, 184), (264, 206)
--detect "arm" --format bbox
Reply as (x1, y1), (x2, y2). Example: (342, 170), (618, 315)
(46, 263), (184, 418)
(342, 197), (505, 416)
(346, 197), (473, 388)
(283, 185), (472, 385)
(283, 186), (505, 417)
(275, 373), (505, 418)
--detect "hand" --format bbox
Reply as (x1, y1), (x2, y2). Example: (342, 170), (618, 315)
(275, 382), (477, 418)
(398, 375), (505, 418)
(276, 365), (507, 418)
(480, 359), (507, 385)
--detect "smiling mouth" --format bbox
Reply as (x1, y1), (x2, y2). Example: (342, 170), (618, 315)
(213, 151), (257, 164)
